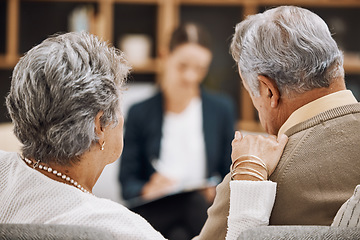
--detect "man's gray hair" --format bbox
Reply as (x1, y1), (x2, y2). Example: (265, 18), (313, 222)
(230, 6), (344, 97)
(6, 32), (130, 165)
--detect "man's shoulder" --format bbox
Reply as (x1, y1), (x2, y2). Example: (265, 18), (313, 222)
(285, 103), (360, 137)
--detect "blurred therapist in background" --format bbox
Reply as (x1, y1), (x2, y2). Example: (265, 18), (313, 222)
(119, 23), (235, 240)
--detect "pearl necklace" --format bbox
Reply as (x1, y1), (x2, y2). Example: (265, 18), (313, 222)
(22, 156), (92, 194)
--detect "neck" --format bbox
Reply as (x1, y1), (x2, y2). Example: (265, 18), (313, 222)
(277, 78), (346, 133)
(163, 87), (200, 113)
(50, 160), (100, 194)
(23, 149), (106, 194)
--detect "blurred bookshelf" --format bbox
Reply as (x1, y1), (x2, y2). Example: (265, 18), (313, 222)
(1, 0), (360, 131)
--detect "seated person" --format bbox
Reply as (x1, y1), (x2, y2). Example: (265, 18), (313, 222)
(119, 23), (235, 239)
(229, 5), (360, 226)
(0, 31), (288, 240)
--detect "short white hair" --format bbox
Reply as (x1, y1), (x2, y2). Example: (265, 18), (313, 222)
(6, 32), (130, 165)
(230, 6), (344, 97)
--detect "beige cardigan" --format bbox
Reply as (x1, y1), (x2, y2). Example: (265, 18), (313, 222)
(270, 103), (360, 225)
(196, 103), (360, 240)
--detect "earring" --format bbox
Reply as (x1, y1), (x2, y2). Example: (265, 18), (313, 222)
(100, 141), (105, 151)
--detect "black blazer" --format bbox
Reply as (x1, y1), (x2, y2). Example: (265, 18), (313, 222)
(119, 89), (235, 200)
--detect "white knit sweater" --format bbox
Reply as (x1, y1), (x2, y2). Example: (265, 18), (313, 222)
(0, 151), (164, 239)
(0, 150), (277, 240)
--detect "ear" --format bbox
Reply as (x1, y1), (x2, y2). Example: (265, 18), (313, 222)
(258, 75), (280, 108)
(94, 111), (105, 140)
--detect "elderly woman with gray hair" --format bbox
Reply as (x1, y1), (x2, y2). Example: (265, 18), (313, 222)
(0, 31), (288, 240)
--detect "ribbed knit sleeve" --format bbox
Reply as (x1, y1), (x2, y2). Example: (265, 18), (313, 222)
(226, 180), (277, 240)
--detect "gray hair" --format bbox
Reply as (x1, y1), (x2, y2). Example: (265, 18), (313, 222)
(230, 6), (344, 97)
(6, 32), (130, 165)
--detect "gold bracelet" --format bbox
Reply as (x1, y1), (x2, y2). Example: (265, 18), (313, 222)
(231, 155), (269, 176)
(234, 166), (267, 180)
(246, 155), (269, 176)
(231, 155), (267, 172)
(231, 159), (267, 174)
(231, 171), (265, 181)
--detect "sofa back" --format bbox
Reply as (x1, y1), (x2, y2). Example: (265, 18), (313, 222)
(238, 226), (360, 240)
(0, 223), (116, 240)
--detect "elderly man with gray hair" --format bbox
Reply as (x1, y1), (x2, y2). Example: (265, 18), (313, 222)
(230, 5), (360, 226)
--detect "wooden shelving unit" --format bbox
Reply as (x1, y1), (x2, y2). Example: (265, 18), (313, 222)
(2, 0), (360, 131)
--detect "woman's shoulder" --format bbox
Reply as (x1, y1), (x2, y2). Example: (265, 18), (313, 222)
(126, 92), (163, 121)
(0, 150), (19, 165)
(129, 92), (162, 112)
(58, 196), (165, 239)
(202, 89), (233, 104)
(0, 149), (16, 157)
(201, 89), (235, 113)
(77, 195), (131, 213)
(0, 151), (20, 184)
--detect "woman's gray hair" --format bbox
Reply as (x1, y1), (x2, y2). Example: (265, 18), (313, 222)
(6, 32), (130, 165)
(230, 6), (344, 97)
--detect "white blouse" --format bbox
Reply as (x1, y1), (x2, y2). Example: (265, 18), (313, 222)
(154, 97), (207, 189)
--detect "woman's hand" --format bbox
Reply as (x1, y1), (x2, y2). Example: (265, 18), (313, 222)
(231, 131), (288, 180)
(141, 172), (177, 200)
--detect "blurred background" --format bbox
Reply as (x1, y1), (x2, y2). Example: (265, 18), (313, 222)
(1, 0), (360, 202)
